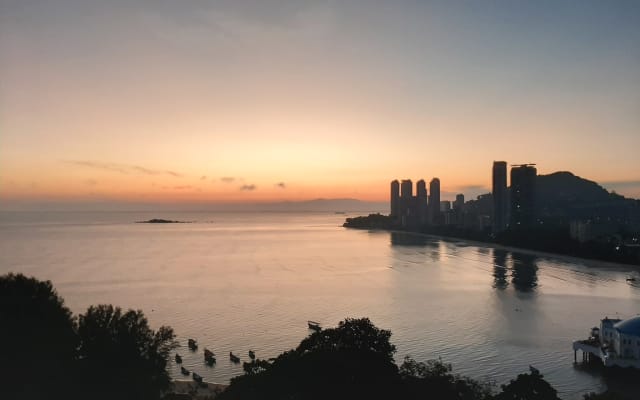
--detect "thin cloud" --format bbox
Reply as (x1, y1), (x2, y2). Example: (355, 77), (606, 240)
(200, 175), (207, 180)
(221, 177), (236, 183)
(240, 184), (256, 191)
(65, 160), (183, 177)
(275, 182), (286, 189)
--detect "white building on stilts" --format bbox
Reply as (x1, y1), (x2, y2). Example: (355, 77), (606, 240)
(573, 316), (640, 368)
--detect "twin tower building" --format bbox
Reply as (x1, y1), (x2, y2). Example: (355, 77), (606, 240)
(390, 178), (441, 228)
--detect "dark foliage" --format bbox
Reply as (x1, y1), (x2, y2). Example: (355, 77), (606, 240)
(77, 304), (178, 400)
(399, 357), (493, 400)
(219, 318), (401, 400)
(493, 367), (560, 400)
(0, 273), (177, 400)
(0, 273), (78, 399)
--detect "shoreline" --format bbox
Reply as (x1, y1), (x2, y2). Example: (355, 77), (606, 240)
(348, 226), (640, 271)
(164, 380), (227, 399)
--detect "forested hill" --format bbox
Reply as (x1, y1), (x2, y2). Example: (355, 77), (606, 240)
(535, 171), (639, 222)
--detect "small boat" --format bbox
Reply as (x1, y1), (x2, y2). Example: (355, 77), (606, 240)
(230, 352), (240, 363)
(248, 350), (255, 360)
(175, 353), (182, 364)
(308, 321), (322, 332)
(180, 366), (190, 376)
(188, 339), (198, 351)
(204, 348), (216, 366)
(192, 372), (203, 384)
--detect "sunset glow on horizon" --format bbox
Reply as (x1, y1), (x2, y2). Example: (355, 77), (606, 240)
(1, 1), (639, 207)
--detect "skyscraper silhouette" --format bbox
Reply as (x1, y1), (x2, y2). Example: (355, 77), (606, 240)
(417, 179), (428, 225)
(510, 164), (537, 229)
(453, 194), (464, 211)
(400, 179), (413, 226)
(492, 161), (508, 232)
(390, 180), (400, 218)
(429, 178), (441, 225)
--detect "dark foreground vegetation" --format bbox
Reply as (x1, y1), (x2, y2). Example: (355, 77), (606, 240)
(0, 273), (177, 400)
(0, 273), (631, 400)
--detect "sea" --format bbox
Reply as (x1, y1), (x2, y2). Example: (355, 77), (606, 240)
(1, 210), (639, 399)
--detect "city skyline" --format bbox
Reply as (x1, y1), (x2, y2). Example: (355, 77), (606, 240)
(1, 1), (639, 207)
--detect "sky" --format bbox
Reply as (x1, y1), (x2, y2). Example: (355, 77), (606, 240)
(1, 0), (639, 207)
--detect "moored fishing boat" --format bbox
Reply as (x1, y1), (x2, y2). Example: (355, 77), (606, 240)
(308, 320), (321, 332)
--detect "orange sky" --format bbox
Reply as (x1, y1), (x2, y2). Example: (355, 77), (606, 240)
(1, 1), (639, 206)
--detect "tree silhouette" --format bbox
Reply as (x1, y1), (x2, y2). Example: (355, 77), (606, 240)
(220, 318), (400, 400)
(0, 273), (78, 399)
(77, 304), (178, 400)
(399, 356), (492, 400)
(493, 367), (560, 400)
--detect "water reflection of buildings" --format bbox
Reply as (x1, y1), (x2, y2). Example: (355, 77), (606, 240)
(492, 249), (539, 292)
(511, 252), (538, 292)
(390, 232), (430, 247)
(492, 249), (509, 290)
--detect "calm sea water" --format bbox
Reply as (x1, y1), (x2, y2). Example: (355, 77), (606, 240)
(1, 210), (639, 399)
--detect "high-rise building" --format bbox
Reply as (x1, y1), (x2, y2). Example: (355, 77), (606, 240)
(440, 201), (451, 212)
(453, 194), (464, 211)
(400, 179), (413, 225)
(492, 161), (508, 232)
(429, 178), (441, 225)
(390, 180), (400, 218)
(416, 180), (427, 198)
(510, 164), (537, 229)
(400, 179), (413, 198)
(416, 180), (428, 225)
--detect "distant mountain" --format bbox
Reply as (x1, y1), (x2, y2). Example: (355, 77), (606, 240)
(535, 171), (639, 222)
(247, 198), (388, 212)
(0, 198), (389, 213)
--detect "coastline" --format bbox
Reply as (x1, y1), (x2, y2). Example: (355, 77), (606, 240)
(345, 225), (640, 271)
(164, 380), (227, 400)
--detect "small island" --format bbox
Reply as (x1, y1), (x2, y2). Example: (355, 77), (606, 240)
(136, 218), (188, 224)
(343, 213), (394, 229)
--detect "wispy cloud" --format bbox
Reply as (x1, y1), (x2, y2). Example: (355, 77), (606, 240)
(160, 185), (193, 190)
(240, 184), (256, 191)
(220, 177), (236, 183)
(200, 175), (207, 180)
(65, 160), (183, 177)
(275, 182), (286, 189)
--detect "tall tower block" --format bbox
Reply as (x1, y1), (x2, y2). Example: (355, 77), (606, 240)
(429, 178), (441, 225)
(510, 164), (537, 229)
(390, 180), (400, 218)
(492, 161), (508, 232)
(416, 179), (428, 225)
